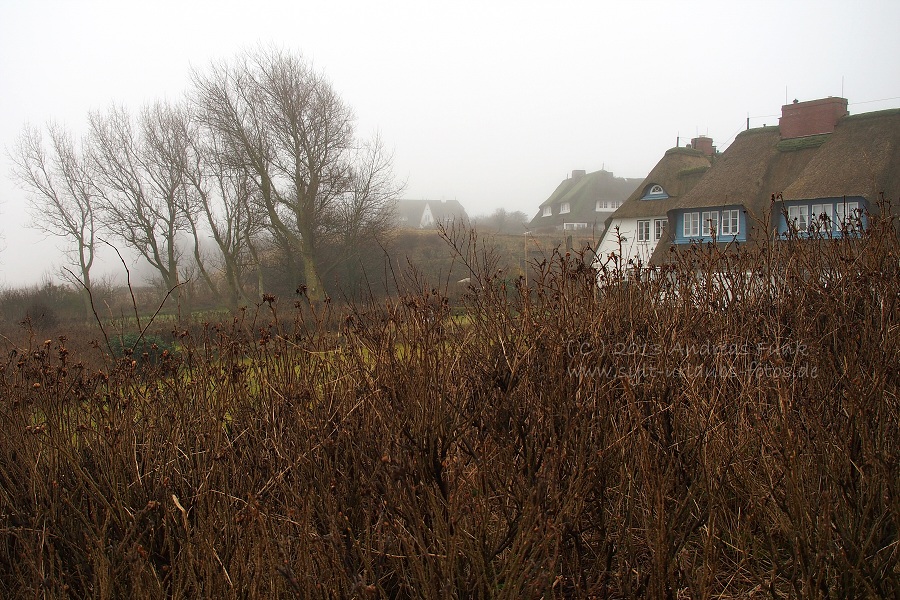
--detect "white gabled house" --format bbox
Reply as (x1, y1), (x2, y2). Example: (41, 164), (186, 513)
(395, 199), (469, 230)
(595, 137), (714, 271)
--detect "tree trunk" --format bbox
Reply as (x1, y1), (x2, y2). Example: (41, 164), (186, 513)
(301, 251), (325, 302)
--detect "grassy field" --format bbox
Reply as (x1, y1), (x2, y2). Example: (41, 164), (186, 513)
(1, 216), (898, 598)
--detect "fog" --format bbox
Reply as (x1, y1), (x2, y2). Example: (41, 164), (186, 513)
(2, 0), (898, 287)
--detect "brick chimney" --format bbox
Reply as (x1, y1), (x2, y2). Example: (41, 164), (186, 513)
(690, 136), (714, 156)
(779, 97), (848, 139)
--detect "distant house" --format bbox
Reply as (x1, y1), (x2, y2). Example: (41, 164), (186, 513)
(650, 97), (900, 263)
(395, 199), (469, 229)
(529, 169), (642, 233)
(595, 138), (714, 268)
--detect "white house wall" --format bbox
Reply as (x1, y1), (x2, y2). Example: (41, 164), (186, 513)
(420, 204), (434, 228)
(596, 217), (662, 269)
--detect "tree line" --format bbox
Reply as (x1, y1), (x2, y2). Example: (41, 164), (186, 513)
(9, 47), (401, 317)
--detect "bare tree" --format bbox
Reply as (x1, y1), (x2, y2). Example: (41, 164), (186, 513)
(89, 102), (195, 308)
(326, 133), (399, 273)
(191, 47), (401, 301)
(9, 122), (98, 318)
(182, 127), (264, 308)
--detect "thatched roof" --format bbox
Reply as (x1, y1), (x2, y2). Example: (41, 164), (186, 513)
(649, 107), (900, 262)
(529, 169), (642, 229)
(648, 127), (823, 263)
(668, 126), (822, 220)
(781, 109), (900, 203)
(608, 147), (712, 220)
(669, 110), (900, 217)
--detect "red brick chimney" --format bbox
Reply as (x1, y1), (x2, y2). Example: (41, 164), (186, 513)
(690, 136), (714, 156)
(779, 97), (848, 139)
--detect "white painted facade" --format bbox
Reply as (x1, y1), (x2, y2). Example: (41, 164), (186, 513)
(420, 204), (434, 227)
(595, 215), (668, 269)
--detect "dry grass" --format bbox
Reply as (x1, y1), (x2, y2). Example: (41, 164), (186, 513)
(0, 204), (898, 598)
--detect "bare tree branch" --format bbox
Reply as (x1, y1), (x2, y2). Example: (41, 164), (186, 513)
(9, 122), (98, 318)
(191, 47), (401, 301)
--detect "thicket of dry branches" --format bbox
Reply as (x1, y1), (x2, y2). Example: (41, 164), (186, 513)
(1, 206), (897, 598)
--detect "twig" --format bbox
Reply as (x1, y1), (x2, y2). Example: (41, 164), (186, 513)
(62, 266), (113, 357)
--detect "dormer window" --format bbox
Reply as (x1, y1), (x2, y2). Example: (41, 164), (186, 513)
(641, 184), (669, 200)
(542, 206), (552, 217)
(560, 202), (570, 214)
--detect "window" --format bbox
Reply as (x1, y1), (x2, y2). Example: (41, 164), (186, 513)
(787, 205), (809, 231)
(560, 202), (570, 214)
(811, 203), (833, 230)
(720, 209), (740, 235)
(563, 222), (588, 230)
(542, 206), (552, 217)
(683, 212), (700, 237)
(702, 211), (719, 236)
(595, 200), (602, 212)
(637, 220), (651, 243)
(654, 219), (665, 241)
(641, 184), (669, 200)
(835, 201), (859, 229)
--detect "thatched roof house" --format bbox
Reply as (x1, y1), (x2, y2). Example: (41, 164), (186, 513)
(609, 146), (714, 221)
(595, 141), (714, 267)
(529, 169), (642, 233)
(650, 98), (900, 262)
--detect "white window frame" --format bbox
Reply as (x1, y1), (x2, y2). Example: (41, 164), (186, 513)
(637, 220), (651, 243)
(683, 212), (700, 237)
(542, 206), (552, 217)
(595, 200), (602, 212)
(788, 205), (809, 231)
(835, 201), (859, 229)
(811, 203), (833, 230)
(654, 218), (665, 241)
(701, 211), (719, 237)
(560, 202), (570, 214)
(720, 209), (740, 236)
(563, 222), (588, 230)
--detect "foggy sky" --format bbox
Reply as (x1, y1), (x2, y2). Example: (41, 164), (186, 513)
(2, 0), (899, 286)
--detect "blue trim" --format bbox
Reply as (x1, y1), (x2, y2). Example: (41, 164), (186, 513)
(640, 183), (669, 200)
(776, 197), (867, 238)
(672, 206), (746, 244)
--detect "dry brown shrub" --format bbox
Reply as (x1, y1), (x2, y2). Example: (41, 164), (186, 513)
(0, 203), (897, 598)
